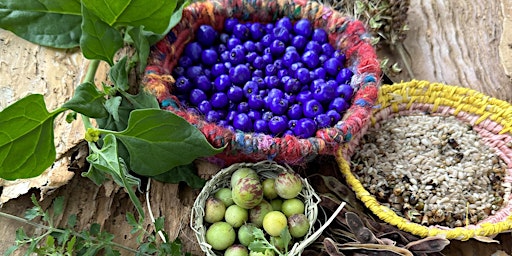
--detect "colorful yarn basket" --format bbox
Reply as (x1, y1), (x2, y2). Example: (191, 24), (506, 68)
(190, 160), (321, 256)
(337, 80), (512, 240)
(142, 0), (381, 166)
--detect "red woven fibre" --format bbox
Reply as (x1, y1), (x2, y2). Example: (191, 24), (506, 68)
(142, 0), (382, 166)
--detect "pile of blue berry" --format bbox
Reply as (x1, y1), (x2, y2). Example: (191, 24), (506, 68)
(172, 17), (355, 138)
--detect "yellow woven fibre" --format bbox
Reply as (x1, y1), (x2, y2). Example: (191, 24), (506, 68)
(337, 80), (512, 240)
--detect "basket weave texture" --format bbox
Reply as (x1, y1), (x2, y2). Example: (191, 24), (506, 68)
(143, 0), (381, 166)
(337, 80), (512, 240)
(190, 161), (320, 256)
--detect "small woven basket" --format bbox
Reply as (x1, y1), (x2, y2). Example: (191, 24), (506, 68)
(143, 0), (381, 166)
(337, 80), (512, 240)
(190, 160), (321, 255)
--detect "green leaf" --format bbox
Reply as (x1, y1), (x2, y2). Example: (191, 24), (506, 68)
(151, 163), (206, 189)
(121, 90), (160, 110)
(66, 236), (77, 254)
(105, 96), (123, 122)
(80, 4), (123, 65)
(67, 214), (77, 228)
(115, 109), (225, 176)
(145, 0), (189, 45)
(154, 217), (165, 232)
(89, 223), (101, 236)
(109, 57), (129, 91)
(86, 134), (144, 218)
(0, 0), (82, 48)
(82, 164), (106, 185)
(0, 94), (63, 180)
(81, 0), (178, 34)
(52, 196), (65, 217)
(62, 82), (108, 118)
(4, 245), (18, 256)
(127, 26), (150, 74)
(24, 206), (41, 220)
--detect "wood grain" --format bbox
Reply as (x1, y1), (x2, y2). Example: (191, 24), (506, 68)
(384, 0), (512, 102)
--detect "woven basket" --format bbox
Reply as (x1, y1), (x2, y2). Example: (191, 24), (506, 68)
(190, 160), (321, 255)
(142, 0), (381, 166)
(337, 80), (512, 240)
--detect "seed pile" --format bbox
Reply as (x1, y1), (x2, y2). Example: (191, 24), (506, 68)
(352, 114), (510, 227)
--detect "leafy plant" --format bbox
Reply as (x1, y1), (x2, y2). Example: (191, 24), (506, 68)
(1, 194), (188, 256)
(249, 227), (292, 256)
(0, 0), (224, 254)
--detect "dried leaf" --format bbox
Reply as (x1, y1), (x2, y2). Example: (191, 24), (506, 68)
(320, 175), (367, 213)
(323, 238), (346, 256)
(473, 235), (500, 244)
(339, 242), (414, 256)
(404, 236), (450, 253)
(345, 212), (381, 244)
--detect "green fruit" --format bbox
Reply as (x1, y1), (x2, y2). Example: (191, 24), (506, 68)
(232, 177), (263, 209)
(261, 178), (278, 200)
(288, 213), (310, 238)
(231, 167), (258, 188)
(249, 250), (275, 256)
(249, 200), (273, 227)
(205, 222), (236, 250)
(225, 204), (248, 228)
(238, 223), (259, 247)
(215, 187), (234, 207)
(281, 198), (305, 217)
(262, 211), (287, 237)
(270, 236), (287, 252)
(270, 199), (283, 211)
(225, 244), (249, 256)
(274, 172), (303, 199)
(204, 197), (226, 223)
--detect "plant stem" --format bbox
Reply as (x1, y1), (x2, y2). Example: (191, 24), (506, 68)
(0, 211), (146, 255)
(84, 59), (101, 84)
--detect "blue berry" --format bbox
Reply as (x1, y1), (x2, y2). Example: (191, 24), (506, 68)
(314, 113), (331, 128)
(247, 109), (262, 121)
(336, 68), (354, 84)
(229, 47), (246, 65)
(303, 99), (324, 118)
(305, 41), (322, 54)
(201, 49), (218, 66)
(293, 19), (313, 38)
(253, 119), (269, 133)
(262, 111), (274, 121)
(296, 90), (313, 105)
(198, 100), (212, 114)
(313, 67), (327, 80)
(294, 118), (316, 138)
(283, 78), (301, 93)
(272, 27), (290, 43)
(321, 43), (335, 56)
(268, 116), (287, 135)
(210, 92), (229, 109)
(194, 75), (212, 92)
(237, 102), (250, 113)
(233, 113), (252, 132)
(219, 33), (230, 43)
(323, 58), (342, 76)
(329, 97), (349, 113)
(243, 41), (257, 52)
(178, 55), (193, 68)
(326, 109), (341, 125)
(268, 97), (289, 115)
(312, 28), (328, 43)
(313, 82), (336, 103)
(172, 66), (185, 77)
(270, 40), (286, 56)
(227, 38), (242, 50)
(189, 89), (207, 105)
(185, 65), (203, 79)
(183, 42), (202, 63)
(248, 94), (264, 110)
(287, 103), (303, 120)
(211, 63), (228, 77)
(233, 24), (250, 41)
(275, 17), (293, 31)
(206, 110), (221, 123)
(291, 35), (307, 51)
(243, 81), (259, 98)
(337, 84), (354, 101)
(282, 51), (300, 68)
(301, 50), (320, 69)
(227, 86), (244, 102)
(261, 34), (274, 47)
(229, 64), (251, 85)
(250, 23), (265, 40)
(196, 25), (217, 47)
(224, 18), (239, 33)
(174, 76), (192, 94)
(264, 76), (279, 89)
(295, 67), (311, 84)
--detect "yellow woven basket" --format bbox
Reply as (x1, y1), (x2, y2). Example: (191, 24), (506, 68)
(337, 80), (512, 240)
